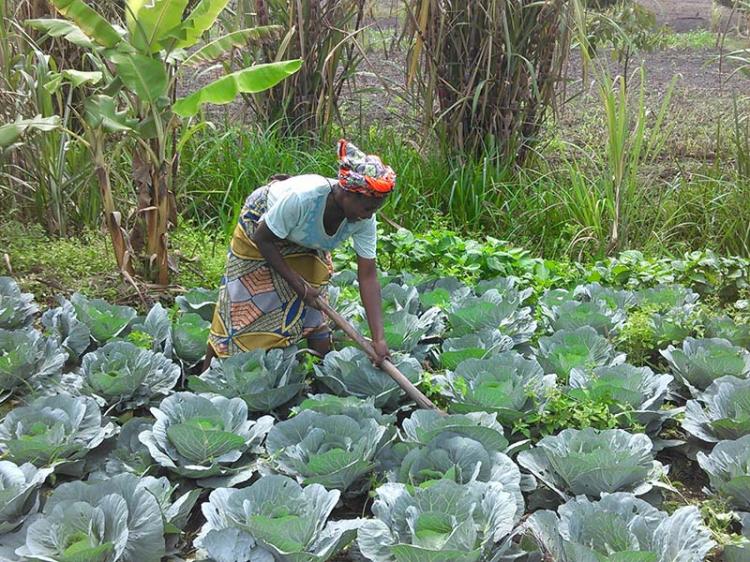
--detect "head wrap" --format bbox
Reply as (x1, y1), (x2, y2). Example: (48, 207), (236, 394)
(337, 139), (396, 198)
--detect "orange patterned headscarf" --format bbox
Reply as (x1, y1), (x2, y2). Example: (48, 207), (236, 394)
(337, 139), (396, 198)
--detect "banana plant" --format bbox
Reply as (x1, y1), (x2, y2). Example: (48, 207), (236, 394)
(26, 0), (300, 284)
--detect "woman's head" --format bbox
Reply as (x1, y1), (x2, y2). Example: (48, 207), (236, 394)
(336, 139), (395, 199)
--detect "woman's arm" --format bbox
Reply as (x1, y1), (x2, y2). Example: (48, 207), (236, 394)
(357, 255), (389, 365)
(253, 220), (321, 308)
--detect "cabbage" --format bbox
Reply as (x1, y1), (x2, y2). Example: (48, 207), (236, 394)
(195, 475), (361, 562)
(41, 297), (91, 362)
(400, 409), (509, 452)
(139, 392), (273, 486)
(357, 479), (523, 562)
(549, 300), (626, 336)
(569, 364), (674, 434)
(446, 289), (537, 345)
(175, 287), (217, 322)
(0, 393), (116, 471)
(265, 410), (387, 493)
(433, 352), (555, 424)
(0, 328), (66, 401)
(639, 284), (699, 311)
(171, 312), (210, 365)
(535, 327), (624, 380)
(438, 329), (514, 371)
(385, 429), (523, 493)
(77, 341), (180, 412)
(697, 434), (750, 510)
(661, 337), (750, 393)
(574, 282), (639, 311)
(526, 492), (715, 561)
(71, 292), (137, 344)
(380, 307), (444, 357)
(0, 277), (37, 330)
(0, 461), (51, 534)
(127, 303), (171, 353)
(517, 428), (665, 499)
(704, 315), (750, 349)
(313, 347), (422, 411)
(683, 376), (750, 442)
(190, 347), (306, 412)
(15, 473), (195, 562)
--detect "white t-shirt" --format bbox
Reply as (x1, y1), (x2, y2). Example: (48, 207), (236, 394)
(263, 174), (377, 259)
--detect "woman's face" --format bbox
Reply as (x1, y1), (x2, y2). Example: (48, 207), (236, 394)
(341, 191), (387, 221)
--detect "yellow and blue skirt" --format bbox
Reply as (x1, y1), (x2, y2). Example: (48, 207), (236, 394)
(208, 185), (333, 357)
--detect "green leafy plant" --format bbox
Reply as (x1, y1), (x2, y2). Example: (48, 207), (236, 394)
(189, 347), (306, 412)
(517, 428), (665, 499)
(526, 492), (715, 561)
(75, 341), (181, 412)
(357, 479), (523, 561)
(139, 392), (273, 486)
(265, 410), (387, 494)
(0, 328), (67, 401)
(0, 393), (116, 471)
(0, 277), (37, 330)
(195, 475), (361, 562)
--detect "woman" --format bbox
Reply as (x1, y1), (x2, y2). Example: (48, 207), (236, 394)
(205, 139), (394, 368)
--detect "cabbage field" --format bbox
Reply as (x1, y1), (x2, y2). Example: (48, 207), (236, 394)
(2, 249), (750, 561)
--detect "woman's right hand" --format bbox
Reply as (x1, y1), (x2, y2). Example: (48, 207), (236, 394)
(296, 280), (322, 309)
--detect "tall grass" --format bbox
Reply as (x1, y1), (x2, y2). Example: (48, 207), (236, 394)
(403, 0), (573, 163)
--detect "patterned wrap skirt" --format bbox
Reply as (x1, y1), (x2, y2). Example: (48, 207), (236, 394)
(208, 184), (333, 357)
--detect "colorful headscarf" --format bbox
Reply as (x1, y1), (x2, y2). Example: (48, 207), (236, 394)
(337, 139), (396, 198)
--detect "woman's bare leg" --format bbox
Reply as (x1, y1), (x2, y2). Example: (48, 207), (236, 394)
(307, 333), (332, 356)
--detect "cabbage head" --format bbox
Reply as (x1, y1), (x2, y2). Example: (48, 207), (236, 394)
(0, 461), (51, 534)
(438, 329), (514, 371)
(569, 364), (674, 434)
(139, 392), (273, 486)
(683, 376), (750, 442)
(549, 300), (626, 336)
(71, 292), (136, 344)
(446, 289), (537, 345)
(574, 282), (639, 311)
(265, 410), (387, 493)
(85, 417), (155, 477)
(41, 297), (91, 362)
(195, 475), (361, 562)
(0, 328), (66, 401)
(381, 283), (421, 315)
(379, 307), (444, 357)
(535, 327), (624, 380)
(433, 352), (555, 424)
(639, 284), (699, 311)
(313, 347), (422, 411)
(661, 337), (750, 393)
(127, 303), (171, 354)
(0, 277), (37, 330)
(525, 492), (715, 562)
(705, 315), (750, 349)
(402, 409), (508, 449)
(189, 347), (306, 412)
(171, 312), (210, 364)
(697, 434), (750, 510)
(517, 428), (665, 499)
(0, 393), (115, 470)
(175, 287), (217, 322)
(357, 479), (524, 562)
(385, 430), (524, 494)
(77, 341), (180, 412)
(14, 473), (184, 562)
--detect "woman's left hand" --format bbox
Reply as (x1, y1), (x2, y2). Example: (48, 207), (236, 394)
(372, 338), (391, 367)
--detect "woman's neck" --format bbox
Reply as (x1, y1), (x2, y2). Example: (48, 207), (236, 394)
(323, 185), (346, 236)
